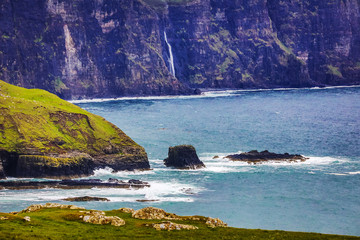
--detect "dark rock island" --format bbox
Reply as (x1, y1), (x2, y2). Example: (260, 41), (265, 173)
(164, 145), (205, 169)
(0, 81), (150, 179)
(0, 0), (359, 100)
(226, 150), (308, 164)
(62, 196), (110, 202)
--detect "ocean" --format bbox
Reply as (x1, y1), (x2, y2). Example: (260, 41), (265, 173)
(1, 86), (359, 236)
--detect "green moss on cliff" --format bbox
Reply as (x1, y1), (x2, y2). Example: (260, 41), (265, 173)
(0, 80), (142, 156)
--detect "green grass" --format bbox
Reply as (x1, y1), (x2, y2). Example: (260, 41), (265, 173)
(0, 80), (143, 156)
(0, 207), (358, 240)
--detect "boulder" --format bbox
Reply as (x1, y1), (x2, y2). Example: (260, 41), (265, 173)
(205, 217), (228, 228)
(152, 221), (198, 231)
(132, 207), (180, 220)
(163, 145), (205, 169)
(226, 150), (308, 164)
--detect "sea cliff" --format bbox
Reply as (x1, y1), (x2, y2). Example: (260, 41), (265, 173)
(0, 0), (359, 99)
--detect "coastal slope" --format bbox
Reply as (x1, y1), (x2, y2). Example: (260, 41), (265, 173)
(0, 80), (149, 179)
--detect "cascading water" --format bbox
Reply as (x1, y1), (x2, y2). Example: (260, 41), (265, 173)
(164, 31), (175, 77)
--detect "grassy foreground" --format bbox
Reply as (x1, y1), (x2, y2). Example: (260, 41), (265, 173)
(0, 207), (358, 240)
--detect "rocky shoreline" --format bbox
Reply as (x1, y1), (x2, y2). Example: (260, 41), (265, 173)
(0, 178), (149, 190)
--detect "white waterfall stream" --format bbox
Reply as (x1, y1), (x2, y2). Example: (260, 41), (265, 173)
(164, 31), (175, 76)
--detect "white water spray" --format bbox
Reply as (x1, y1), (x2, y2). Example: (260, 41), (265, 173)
(164, 31), (175, 76)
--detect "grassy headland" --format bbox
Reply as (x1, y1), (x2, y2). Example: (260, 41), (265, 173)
(0, 205), (358, 240)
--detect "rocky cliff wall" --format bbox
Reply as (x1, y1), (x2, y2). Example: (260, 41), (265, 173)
(0, 0), (359, 99)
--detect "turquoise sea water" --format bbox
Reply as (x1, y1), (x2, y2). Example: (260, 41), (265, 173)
(1, 87), (359, 236)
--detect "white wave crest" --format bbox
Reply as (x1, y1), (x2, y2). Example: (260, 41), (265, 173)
(92, 167), (154, 178)
(68, 85), (360, 104)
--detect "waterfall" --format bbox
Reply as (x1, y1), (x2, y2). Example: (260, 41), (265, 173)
(164, 31), (175, 76)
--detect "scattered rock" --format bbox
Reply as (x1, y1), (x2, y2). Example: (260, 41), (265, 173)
(118, 208), (135, 214)
(20, 203), (85, 213)
(206, 217), (228, 228)
(213, 155), (219, 159)
(0, 216), (9, 220)
(80, 210), (125, 226)
(23, 216), (31, 222)
(62, 196), (110, 202)
(152, 221), (198, 231)
(163, 145), (205, 169)
(226, 150), (308, 164)
(132, 207), (180, 220)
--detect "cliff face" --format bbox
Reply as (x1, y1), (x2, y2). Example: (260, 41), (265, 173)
(0, 80), (149, 178)
(0, 0), (359, 99)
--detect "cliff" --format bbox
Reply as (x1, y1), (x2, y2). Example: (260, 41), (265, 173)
(0, 80), (149, 178)
(0, 0), (359, 99)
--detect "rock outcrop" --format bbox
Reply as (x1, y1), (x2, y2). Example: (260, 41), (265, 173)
(0, 178), (149, 190)
(0, 81), (150, 179)
(20, 203), (85, 213)
(118, 208), (135, 214)
(226, 150), (308, 164)
(132, 207), (180, 220)
(0, 0), (359, 100)
(163, 145), (205, 169)
(205, 217), (228, 228)
(152, 221), (198, 231)
(80, 210), (125, 227)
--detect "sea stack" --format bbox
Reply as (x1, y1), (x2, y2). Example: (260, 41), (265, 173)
(164, 145), (205, 169)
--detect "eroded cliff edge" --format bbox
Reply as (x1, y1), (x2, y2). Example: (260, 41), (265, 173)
(0, 80), (150, 179)
(0, 0), (359, 100)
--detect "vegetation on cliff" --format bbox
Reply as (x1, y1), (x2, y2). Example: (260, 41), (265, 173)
(0, 204), (358, 240)
(0, 80), (149, 178)
(0, 0), (358, 99)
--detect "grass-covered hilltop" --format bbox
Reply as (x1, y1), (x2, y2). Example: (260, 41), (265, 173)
(0, 80), (149, 179)
(0, 203), (359, 240)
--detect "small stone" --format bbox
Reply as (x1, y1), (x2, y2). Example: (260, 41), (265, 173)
(23, 216), (31, 222)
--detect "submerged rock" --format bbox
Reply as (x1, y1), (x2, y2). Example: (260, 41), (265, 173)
(62, 196), (110, 202)
(163, 145), (205, 169)
(152, 221), (198, 231)
(226, 150), (308, 164)
(0, 81), (150, 179)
